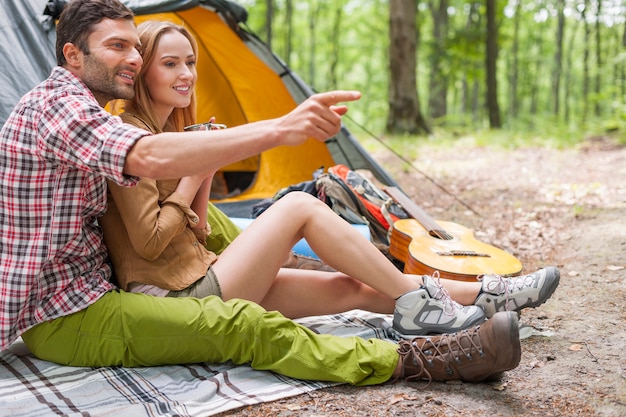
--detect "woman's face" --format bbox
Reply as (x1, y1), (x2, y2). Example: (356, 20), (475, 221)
(143, 30), (197, 124)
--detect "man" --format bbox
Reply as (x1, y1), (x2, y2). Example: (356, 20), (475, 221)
(0, 0), (522, 386)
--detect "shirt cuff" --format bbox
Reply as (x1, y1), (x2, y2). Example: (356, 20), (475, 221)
(191, 224), (211, 243)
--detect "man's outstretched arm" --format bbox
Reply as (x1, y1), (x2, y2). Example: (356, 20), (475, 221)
(123, 91), (361, 180)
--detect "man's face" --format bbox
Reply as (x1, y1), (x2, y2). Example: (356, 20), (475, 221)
(80, 18), (142, 105)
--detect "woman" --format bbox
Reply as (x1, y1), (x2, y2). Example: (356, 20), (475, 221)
(100, 20), (559, 336)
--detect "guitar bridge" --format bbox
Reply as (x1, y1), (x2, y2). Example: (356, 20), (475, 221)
(436, 250), (491, 257)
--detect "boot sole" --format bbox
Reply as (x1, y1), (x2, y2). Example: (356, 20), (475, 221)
(520, 266), (560, 310)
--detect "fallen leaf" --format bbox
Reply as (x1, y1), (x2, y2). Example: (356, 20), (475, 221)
(606, 265), (624, 271)
(284, 404), (302, 411)
(390, 394), (406, 405)
(519, 325), (554, 339)
(492, 382), (507, 391)
(569, 344), (584, 351)
(568, 270), (579, 277)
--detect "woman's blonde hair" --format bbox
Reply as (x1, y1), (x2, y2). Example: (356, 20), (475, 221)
(117, 20), (198, 133)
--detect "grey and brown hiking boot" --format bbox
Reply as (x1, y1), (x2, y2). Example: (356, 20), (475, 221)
(397, 311), (521, 384)
(474, 267), (560, 317)
(393, 272), (486, 336)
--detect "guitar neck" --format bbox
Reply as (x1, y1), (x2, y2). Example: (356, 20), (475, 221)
(384, 186), (453, 240)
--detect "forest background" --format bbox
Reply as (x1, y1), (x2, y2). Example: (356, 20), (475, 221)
(219, 2), (625, 415)
(236, 0), (624, 147)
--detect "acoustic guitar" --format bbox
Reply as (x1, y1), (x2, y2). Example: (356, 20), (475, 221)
(384, 186), (522, 281)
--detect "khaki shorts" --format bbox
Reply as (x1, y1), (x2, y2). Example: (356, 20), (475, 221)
(166, 266), (222, 298)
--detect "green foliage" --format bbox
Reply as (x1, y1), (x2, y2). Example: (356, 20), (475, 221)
(240, 0), (625, 145)
(353, 114), (626, 155)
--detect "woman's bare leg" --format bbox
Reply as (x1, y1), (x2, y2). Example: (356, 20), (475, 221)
(258, 269), (396, 318)
(437, 278), (483, 305)
(213, 192), (416, 300)
(212, 192), (483, 317)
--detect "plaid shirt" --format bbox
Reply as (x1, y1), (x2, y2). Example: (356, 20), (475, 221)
(0, 67), (149, 350)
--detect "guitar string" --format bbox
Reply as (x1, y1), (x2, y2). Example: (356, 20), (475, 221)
(344, 114), (483, 219)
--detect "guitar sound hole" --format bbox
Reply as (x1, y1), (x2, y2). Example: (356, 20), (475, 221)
(429, 230), (454, 241)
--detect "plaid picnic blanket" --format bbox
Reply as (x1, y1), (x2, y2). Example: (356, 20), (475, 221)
(0, 311), (397, 417)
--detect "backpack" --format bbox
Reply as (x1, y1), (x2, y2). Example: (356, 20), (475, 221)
(251, 165), (408, 256)
(316, 165), (408, 251)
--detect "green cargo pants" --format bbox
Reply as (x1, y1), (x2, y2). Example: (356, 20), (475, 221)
(22, 290), (398, 386)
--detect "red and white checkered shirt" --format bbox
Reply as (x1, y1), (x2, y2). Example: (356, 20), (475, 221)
(0, 67), (149, 350)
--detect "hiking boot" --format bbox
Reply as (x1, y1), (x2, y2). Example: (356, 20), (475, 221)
(474, 267), (560, 318)
(393, 272), (486, 336)
(398, 311), (521, 384)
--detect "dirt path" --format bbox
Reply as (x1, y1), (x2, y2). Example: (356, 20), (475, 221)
(221, 137), (626, 417)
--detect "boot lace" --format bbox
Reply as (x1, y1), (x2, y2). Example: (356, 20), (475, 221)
(427, 271), (463, 316)
(478, 272), (538, 309)
(398, 325), (485, 387)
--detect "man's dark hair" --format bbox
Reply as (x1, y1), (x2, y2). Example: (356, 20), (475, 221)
(55, 0), (135, 66)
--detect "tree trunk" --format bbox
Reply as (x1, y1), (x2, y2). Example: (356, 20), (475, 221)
(265, 0), (274, 49)
(563, 17), (580, 123)
(582, 0), (590, 123)
(509, 0), (521, 118)
(461, 3), (481, 122)
(307, 3), (322, 87)
(529, 21), (544, 115)
(428, 0), (448, 121)
(329, 2), (344, 89)
(485, 0), (501, 128)
(622, 18), (626, 102)
(552, 0), (565, 116)
(387, 0), (430, 134)
(284, 0), (293, 66)
(594, 0), (603, 116)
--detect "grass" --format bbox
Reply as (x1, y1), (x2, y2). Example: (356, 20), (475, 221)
(347, 115), (625, 155)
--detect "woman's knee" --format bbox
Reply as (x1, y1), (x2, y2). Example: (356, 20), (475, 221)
(278, 191), (328, 216)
